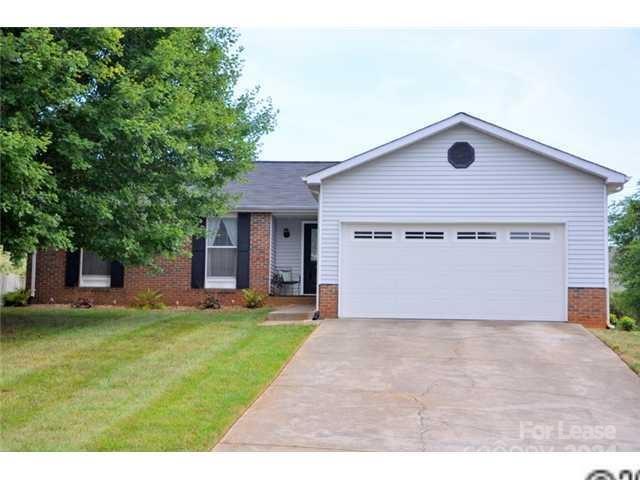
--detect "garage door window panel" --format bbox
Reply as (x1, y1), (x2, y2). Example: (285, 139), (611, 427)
(509, 231), (552, 241)
(456, 231), (498, 240)
(404, 231), (446, 240)
(353, 230), (393, 240)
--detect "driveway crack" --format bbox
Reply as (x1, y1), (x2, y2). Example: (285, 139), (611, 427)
(409, 382), (439, 451)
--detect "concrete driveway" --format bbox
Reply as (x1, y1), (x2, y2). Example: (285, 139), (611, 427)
(215, 319), (640, 451)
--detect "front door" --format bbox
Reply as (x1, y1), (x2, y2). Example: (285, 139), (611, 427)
(303, 223), (318, 294)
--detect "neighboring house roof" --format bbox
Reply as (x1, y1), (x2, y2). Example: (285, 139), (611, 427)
(226, 161), (338, 211)
(303, 112), (630, 189)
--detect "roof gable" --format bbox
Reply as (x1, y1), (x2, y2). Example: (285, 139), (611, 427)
(303, 113), (629, 188)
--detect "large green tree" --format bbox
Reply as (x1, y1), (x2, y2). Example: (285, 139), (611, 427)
(1, 28), (274, 265)
(609, 181), (640, 318)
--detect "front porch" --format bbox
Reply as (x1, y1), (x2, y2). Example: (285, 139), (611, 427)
(269, 214), (317, 298)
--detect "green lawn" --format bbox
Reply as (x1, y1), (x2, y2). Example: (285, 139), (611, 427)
(0, 307), (314, 451)
(591, 328), (640, 374)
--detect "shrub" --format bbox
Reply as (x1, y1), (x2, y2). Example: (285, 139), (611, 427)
(199, 295), (221, 310)
(618, 316), (636, 332)
(610, 291), (636, 318)
(71, 297), (94, 308)
(132, 289), (166, 310)
(242, 289), (265, 309)
(2, 288), (29, 306)
(618, 290), (640, 320)
(610, 292), (624, 318)
(609, 313), (618, 325)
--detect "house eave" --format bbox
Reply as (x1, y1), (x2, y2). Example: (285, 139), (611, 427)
(302, 112), (630, 187)
(232, 207), (319, 215)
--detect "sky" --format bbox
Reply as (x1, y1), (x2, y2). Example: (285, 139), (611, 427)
(236, 29), (639, 201)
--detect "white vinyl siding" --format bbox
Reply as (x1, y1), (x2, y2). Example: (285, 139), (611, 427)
(319, 125), (607, 288)
(272, 216), (317, 284)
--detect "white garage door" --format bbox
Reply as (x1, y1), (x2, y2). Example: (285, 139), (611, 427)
(340, 223), (565, 321)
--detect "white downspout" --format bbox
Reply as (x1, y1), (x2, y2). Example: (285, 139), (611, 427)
(315, 183), (322, 314)
(30, 251), (37, 298)
(605, 184), (615, 329)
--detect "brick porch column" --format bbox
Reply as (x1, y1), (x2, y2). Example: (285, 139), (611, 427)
(249, 213), (272, 294)
(318, 284), (338, 319)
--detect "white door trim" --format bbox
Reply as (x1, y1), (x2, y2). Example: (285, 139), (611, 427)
(300, 220), (317, 296)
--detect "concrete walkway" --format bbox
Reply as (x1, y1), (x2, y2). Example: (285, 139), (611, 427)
(215, 319), (640, 451)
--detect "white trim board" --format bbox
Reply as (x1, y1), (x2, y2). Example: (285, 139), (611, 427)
(303, 112), (629, 187)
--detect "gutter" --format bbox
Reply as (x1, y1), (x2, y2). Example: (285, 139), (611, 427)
(30, 251), (37, 298)
(606, 295), (615, 330)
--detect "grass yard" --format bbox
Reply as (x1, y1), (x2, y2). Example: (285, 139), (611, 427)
(591, 328), (640, 374)
(0, 307), (314, 451)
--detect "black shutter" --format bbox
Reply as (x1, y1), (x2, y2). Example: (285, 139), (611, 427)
(65, 251), (80, 287)
(191, 218), (206, 289)
(110, 261), (124, 288)
(236, 213), (250, 289)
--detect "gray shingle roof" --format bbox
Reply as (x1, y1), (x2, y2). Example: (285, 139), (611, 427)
(225, 161), (338, 211)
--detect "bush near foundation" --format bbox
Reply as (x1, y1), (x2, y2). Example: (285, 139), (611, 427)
(2, 289), (29, 306)
(242, 289), (265, 309)
(618, 316), (637, 332)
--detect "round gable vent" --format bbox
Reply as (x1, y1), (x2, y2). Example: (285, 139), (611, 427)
(448, 142), (475, 169)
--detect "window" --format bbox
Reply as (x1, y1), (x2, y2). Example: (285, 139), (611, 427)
(353, 230), (393, 240)
(80, 250), (111, 287)
(404, 231), (445, 240)
(531, 232), (551, 240)
(509, 231), (551, 241)
(477, 231), (497, 240)
(448, 142), (475, 168)
(206, 216), (238, 288)
(456, 231), (497, 240)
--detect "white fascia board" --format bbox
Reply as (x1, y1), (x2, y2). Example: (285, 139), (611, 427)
(303, 113), (462, 184)
(232, 207), (318, 213)
(230, 209), (319, 218)
(461, 115), (629, 184)
(303, 112), (630, 186)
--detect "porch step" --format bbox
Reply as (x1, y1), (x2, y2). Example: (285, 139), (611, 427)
(266, 304), (316, 322)
(267, 295), (316, 307)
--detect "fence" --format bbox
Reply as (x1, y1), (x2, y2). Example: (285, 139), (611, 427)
(1, 273), (26, 300)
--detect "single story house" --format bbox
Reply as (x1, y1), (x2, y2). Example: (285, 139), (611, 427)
(26, 113), (629, 328)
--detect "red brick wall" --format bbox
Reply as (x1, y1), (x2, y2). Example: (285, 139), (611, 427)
(27, 247), (244, 307)
(27, 212), (273, 307)
(318, 284), (338, 319)
(249, 212), (272, 294)
(568, 287), (608, 329)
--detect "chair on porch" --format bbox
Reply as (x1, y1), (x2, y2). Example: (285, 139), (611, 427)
(271, 268), (300, 296)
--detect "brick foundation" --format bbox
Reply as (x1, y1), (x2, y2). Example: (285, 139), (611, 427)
(26, 212), (274, 308)
(249, 213), (272, 294)
(568, 287), (608, 329)
(318, 284), (338, 319)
